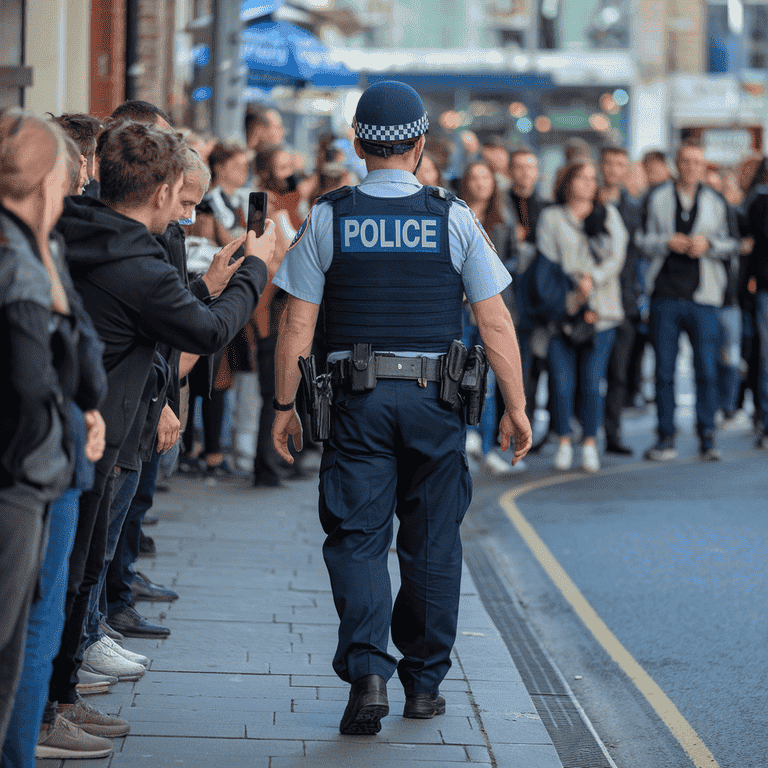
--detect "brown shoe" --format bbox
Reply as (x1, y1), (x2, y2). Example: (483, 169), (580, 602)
(59, 696), (131, 738)
(36, 715), (113, 759)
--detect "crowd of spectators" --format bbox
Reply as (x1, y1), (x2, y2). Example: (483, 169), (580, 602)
(1, 97), (767, 765)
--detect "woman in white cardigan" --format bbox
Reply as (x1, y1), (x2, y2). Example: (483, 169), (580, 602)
(537, 160), (628, 472)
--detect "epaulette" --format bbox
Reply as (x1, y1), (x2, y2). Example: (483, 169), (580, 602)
(317, 185), (354, 205)
(428, 185), (458, 203)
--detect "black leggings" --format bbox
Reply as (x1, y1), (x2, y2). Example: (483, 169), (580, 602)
(183, 365), (226, 457)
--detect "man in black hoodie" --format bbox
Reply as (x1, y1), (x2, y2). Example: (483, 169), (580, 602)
(47, 120), (275, 746)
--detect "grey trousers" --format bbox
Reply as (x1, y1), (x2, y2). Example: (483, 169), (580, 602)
(0, 496), (45, 756)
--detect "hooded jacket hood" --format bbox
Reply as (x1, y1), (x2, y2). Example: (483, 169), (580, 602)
(56, 195), (165, 270)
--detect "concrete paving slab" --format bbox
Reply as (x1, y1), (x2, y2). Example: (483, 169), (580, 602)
(492, 743), (565, 768)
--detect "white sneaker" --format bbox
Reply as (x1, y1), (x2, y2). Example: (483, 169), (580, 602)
(100, 633), (149, 669)
(484, 451), (526, 475)
(581, 443), (600, 473)
(82, 638), (146, 681)
(552, 441), (573, 471)
(465, 431), (483, 459)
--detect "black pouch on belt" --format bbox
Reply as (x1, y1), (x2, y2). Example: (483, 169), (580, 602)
(440, 339), (468, 408)
(350, 342), (377, 392)
(461, 345), (489, 426)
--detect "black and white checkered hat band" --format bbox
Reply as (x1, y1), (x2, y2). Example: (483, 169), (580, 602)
(355, 114), (429, 141)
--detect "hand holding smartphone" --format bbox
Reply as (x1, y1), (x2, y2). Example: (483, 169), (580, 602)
(248, 191), (268, 238)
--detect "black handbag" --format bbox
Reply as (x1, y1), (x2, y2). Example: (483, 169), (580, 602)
(559, 308), (596, 347)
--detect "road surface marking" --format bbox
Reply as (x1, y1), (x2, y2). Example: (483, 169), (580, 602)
(499, 471), (721, 768)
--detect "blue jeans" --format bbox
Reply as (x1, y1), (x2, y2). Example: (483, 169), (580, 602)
(2, 489), (80, 768)
(107, 448), (162, 616)
(650, 297), (720, 439)
(547, 327), (616, 438)
(717, 305), (742, 414)
(756, 291), (768, 432)
(83, 468), (140, 649)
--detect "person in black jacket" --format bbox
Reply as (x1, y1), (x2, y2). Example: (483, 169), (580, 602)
(47, 120), (276, 747)
(0, 110), (107, 760)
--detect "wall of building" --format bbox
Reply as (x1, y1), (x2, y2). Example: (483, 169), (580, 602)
(25, 0), (90, 115)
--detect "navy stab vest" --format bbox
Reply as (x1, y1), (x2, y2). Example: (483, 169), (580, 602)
(322, 185), (464, 353)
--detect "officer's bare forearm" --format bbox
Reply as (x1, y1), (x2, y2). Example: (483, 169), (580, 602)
(472, 294), (526, 414)
(275, 296), (320, 404)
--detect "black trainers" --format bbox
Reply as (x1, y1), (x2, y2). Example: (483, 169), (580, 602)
(643, 436), (677, 462)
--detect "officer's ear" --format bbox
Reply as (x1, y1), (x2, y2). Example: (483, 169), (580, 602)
(353, 137), (365, 160)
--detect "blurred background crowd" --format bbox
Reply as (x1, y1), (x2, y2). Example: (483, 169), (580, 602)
(3, 0), (768, 763)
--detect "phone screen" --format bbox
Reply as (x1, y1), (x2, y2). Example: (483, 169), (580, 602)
(247, 191), (267, 238)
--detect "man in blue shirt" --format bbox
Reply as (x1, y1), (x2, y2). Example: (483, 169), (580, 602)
(271, 81), (531, 735)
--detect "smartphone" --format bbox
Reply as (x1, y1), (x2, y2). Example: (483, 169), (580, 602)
(247, 191), (268, 238)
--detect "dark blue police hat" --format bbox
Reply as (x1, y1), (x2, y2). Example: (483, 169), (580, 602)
(354, 81), (429, 143)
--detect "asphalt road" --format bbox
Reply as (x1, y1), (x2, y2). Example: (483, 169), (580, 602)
(462, 348), (768, 768)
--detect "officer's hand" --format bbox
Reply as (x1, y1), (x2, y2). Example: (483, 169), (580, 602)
(202, 234), (247, 297)
(156, 404), (180, 454)
(245, 219), (278, 278)
(272, 407), (303, 464)
(499, 409), (532, 465)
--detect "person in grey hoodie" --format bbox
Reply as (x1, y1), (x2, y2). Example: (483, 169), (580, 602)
(637, 139), (738, 461)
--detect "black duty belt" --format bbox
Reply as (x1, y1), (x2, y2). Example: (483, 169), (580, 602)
(337, 354), (442, 387)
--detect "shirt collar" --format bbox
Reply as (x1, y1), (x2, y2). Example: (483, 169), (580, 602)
(359, 168), (421, 188)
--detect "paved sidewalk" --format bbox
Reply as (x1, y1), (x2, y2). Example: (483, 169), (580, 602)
(39, 470), (563, 768)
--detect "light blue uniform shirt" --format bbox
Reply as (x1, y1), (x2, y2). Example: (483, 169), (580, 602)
(272, 168), (512, 358)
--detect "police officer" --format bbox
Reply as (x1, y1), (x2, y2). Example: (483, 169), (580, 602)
(271, 81), (532, 735)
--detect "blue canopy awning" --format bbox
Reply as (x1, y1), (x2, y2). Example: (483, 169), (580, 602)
(242, 21), (358, 89)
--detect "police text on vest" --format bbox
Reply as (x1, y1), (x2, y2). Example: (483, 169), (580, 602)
(341, 216), (439, 252)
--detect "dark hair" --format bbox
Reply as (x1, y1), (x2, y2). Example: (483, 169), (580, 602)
(600, 145), (629, 161)
(208, 140), (248, 184)
(642, 150), (666, 165)
(245, 105), (271, 135)
(47, 113), (102, 158)
(482, 136), (508, 150)
(96, 121), (185, 207)
(460, 161), (505, 233)
(254, 145), (289, 193)
(553, 160), (594, 205)
(110, 100), (172, 127)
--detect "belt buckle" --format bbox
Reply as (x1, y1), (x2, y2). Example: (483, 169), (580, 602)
(418, 357), (428, 388)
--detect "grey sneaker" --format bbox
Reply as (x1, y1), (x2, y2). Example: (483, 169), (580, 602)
(644, 437), (677, 462)
(59, 696), (130, 738)
(75, 669), (118, 695)
(36, 715), (113, 759)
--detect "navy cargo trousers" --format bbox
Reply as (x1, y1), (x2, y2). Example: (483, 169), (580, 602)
(319, 378), (472, 695)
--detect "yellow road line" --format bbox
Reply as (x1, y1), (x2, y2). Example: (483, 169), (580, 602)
(499, 474), (720, 768)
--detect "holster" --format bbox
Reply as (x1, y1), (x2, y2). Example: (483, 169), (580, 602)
(440, 339), (468, 409)
(350, 343), (376, 392)
(460, 345), (489, 426)
(298, 355), (333, 441)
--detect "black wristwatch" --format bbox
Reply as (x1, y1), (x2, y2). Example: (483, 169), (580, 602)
(272, 398), (295, 412)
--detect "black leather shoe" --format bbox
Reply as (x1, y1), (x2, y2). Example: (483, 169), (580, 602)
(605, 441), (633, 456)
(403, 692), (446, 719)
(131, 572), (179, 603)
(108, 606), (170, 639)
(252, 470), (283, 488)
(339, 675), (389, 735)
